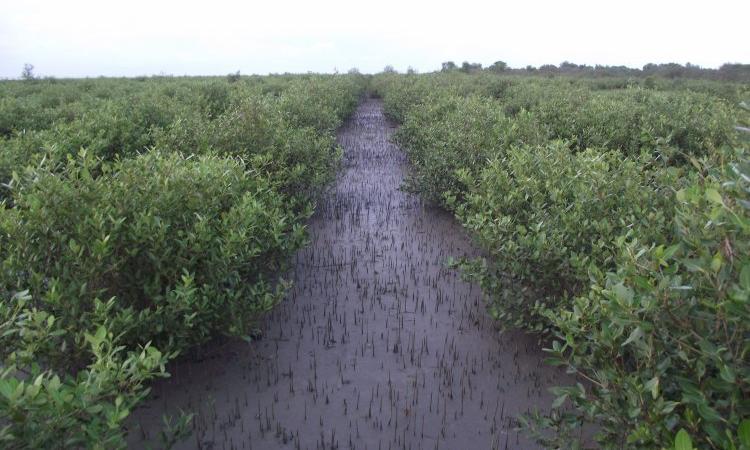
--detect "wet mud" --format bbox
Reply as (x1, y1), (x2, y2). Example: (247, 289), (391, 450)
(128, 99), (569, 449)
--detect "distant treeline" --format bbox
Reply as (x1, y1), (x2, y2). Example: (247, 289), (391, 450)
(438, 61), (750, 82)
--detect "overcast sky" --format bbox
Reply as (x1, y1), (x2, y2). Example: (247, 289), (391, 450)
(1, 0), (747, 78)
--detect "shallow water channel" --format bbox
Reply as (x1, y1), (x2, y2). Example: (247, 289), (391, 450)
(128, 99), (569, 449)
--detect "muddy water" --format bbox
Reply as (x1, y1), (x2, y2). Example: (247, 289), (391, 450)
(128, 99), (568, 449)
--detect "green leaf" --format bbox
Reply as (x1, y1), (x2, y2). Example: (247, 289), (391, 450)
(711, 253), (723, 273)
(661, 401), (679, 414)
(675, 429), (693, 450)
(740, 265), (750, 290)
(86, 404), (104, 414)
(612, 282), (634, 304)
(737, 419), (750, 448)
(551, 393), (568, 409)
(95, 326), (107, 342)
(644, 376), (659, 399)
(663, 243), (681, 260)
(705, 188), (723, 205)
(696, 402), (722, 423)
(0, 380), (13, 400)
(85, 325), (108, 348)
(118, 408), (130, 421)
(719, 365), (735, 383)
(622, 326), (644, 347)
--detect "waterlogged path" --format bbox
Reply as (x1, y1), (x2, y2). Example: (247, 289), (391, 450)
(129, 100), (567, 449)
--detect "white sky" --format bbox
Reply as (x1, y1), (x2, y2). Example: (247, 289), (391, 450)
(0, 0), (747, 78)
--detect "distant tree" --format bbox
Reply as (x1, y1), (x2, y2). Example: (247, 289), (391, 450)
(559, 61), (580, 70)
(639, 61), (747, 81)
(525, 65), (537, 72)
(347, 67), (361, 75)
(718, 63), (750, 82)
(682, 62), (704, 78)
(407, 66), (418, 75)
(21, 63), (35, 80)
(539, 64), (558, 73)
(662, 63), (685, 79)
(642, 63), (658, 74)
(382, 65), (397, 74)
(441, 61), (457, 72)
(460, 61), (482, 73)
(488, 61), (507, 73)
(641, 63), (685, 79)
(226, 70), (241, 83)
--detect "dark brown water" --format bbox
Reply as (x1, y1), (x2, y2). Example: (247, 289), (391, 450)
(128, 99), (569, 449)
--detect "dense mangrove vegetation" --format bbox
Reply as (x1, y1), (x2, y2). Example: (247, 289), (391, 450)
(0, 74), (366, 448)
(374, 72), (749, 449)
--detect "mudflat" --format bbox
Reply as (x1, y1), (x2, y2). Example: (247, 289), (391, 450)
(128, 99), (568, 449)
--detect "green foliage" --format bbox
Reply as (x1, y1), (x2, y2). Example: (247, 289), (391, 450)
(2, 150), (306, 361)
(197, 81), (232, 119)
(0, 291), (172, 449)
(541, 149), (750, 448)
(454, 142), (676, 330)
(377, 75), (432, 123)
(377, 73), (742, 164)
(394, 93), (543, 203)
(279, 76), (362, 133)
(154, 96), (341, 202)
